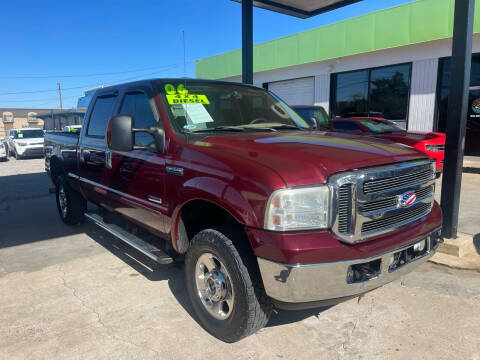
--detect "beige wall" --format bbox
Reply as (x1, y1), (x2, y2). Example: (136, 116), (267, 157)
(1, 115), (44, 138)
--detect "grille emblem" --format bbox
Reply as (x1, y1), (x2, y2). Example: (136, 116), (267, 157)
(398, 192), (416, 208)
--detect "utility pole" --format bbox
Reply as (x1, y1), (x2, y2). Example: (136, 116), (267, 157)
(57, 82), (63, 111)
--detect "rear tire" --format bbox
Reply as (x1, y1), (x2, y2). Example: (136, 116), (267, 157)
(55, 175), (86, 225)
(185, 227), (272, 342)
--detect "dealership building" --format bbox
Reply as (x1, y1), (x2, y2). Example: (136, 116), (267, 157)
(196, 0), (480, 155)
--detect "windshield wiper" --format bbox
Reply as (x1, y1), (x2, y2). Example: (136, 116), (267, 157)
(186, 126), (247, 134)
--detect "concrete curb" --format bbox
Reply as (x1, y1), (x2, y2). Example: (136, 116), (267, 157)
(429, 232), (480, 270)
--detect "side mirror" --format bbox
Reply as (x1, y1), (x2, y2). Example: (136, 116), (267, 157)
(107, 114), (166, 153)
(107, 115), (134, 152)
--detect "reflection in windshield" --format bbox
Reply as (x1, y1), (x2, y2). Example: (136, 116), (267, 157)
(15, 130), (44, 139)
(157, 81), (310, 134)
(359, 119), (403, 134)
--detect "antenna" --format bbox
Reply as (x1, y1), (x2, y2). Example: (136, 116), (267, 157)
(182, 30), (186, 78)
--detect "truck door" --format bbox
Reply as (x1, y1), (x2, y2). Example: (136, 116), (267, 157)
(78, 92), (118, 206)
(103, 87), (167, 235)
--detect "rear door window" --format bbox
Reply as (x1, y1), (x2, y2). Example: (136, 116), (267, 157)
(87, 95), (117, 138)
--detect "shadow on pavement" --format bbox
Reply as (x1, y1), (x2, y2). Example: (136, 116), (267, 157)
(463, 167), (480, 174)
(474, 233), (480, 255)
(84, 223), (331, 331)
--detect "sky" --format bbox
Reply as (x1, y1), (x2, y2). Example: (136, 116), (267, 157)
(0, 0), (416, 109)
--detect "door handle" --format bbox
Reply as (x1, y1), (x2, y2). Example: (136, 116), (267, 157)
(105, 150), (112, 169)
(80, 149), (90, 162)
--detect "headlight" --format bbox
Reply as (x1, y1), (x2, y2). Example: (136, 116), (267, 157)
(17, 142), (27, 147)
(265, 186), (331, 231)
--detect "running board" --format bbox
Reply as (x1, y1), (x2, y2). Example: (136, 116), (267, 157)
(84, 213), (173, 265)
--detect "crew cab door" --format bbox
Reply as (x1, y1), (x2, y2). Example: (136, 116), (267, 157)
(78, 91), (118, 206)
(104, 87), (167, 235)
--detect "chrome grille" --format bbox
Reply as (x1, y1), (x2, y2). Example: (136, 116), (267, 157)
(363, 168), (433, 194)
(337, 184), (352, 234)
(361, 203), (431, 234)
(360, 185), (434, 214)
(329, 160), (435, 244)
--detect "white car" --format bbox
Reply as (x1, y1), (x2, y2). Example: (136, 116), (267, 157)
(7, 128), (45, 160)
(64, 125), (82, 133)
(0, 140), (7, 161)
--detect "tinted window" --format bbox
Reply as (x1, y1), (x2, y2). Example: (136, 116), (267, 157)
(87, 95), (117, 137)
(14, 129), (44, 139)
(120, 92), (158, 147)
(332, 121), (362, 132)
(333, 64), (411, 121)
(334, 70), (369, 116)
(369, 64), (410, 120)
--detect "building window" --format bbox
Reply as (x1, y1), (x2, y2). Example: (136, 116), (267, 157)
(2, 112), (13, 123)
(437, 53), (480, 132)
(331, 63), (412, 124)
(28, 112), (37, 123)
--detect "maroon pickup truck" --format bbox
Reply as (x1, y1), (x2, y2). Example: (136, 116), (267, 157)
(45, 79), (442, 342)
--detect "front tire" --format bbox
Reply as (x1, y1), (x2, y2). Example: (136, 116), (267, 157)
(55, 175), (86, 225)
(15, 151), (21, 160)
(185, 228), (272, 342)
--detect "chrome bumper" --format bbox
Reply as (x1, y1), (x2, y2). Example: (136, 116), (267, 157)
(257, 229), (442, 304)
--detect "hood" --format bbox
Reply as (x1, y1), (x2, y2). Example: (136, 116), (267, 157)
(196, 131), (426, 187)
(14, 137), (44, 145)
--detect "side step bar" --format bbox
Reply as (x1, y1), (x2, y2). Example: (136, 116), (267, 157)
(84, 213), (173, 265)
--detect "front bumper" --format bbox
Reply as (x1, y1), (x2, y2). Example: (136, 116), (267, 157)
(17, 145), (44, 157)
(257, 230), (442, 305)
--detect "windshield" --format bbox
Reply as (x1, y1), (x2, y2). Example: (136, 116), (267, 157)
(358, 119), (404, 134)
(156, 81), (310, 133)
(14, 130), (44, 139)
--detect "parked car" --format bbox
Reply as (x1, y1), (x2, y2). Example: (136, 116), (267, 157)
(0, 139), (7, 161)
(45, 79), (442, 342)
(331, 117), (445, 175)
(292, 106), (445, 175)
(64, 125), (82, 133)
(6, 128), (45, 159)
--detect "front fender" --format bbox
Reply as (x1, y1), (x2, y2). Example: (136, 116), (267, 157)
(168, 175), (268, 252)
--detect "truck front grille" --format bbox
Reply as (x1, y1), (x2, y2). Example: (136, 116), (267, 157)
(363, 168), (433, 194)
(361, 202), (432, 234)
(329, 160), (435, 244)
(337, 184), (352, 234)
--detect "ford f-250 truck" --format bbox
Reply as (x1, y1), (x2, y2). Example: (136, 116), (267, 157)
(44, 79), (443, 342)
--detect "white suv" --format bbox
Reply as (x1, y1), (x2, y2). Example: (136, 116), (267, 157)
(0, 139), (7, 161)
(7, 128), (45, 159)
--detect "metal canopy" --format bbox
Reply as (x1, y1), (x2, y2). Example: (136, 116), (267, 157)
(233, 0), (362, 18)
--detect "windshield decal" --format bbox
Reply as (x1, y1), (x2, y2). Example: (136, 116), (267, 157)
(165, 83), (210, 105)
(184, 124), (197, 131)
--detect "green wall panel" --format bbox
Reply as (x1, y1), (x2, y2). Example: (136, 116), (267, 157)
(196, 0), (480, 79)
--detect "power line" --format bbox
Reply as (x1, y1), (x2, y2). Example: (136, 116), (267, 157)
(0, 68), (188, 105)
(0, 62), (191, 79)
(0, 63), (188, 96)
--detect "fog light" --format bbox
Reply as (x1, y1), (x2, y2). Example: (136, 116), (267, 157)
(413, 240), (426, 253)
(389, 252), (401, 269)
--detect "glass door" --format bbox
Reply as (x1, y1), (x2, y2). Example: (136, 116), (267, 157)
(467, 88), (480, 156)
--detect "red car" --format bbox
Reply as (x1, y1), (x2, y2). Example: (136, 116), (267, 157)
(330, 117), (445, 175)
